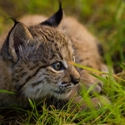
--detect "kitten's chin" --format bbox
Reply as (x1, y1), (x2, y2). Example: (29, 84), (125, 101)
(52, 89), (72, 99)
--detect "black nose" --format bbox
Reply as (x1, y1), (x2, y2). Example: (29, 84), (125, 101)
(71, 76), (80, 85)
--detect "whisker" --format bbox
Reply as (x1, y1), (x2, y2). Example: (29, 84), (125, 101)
(53, 96), (56, 106)
(57, 92), (61, 109)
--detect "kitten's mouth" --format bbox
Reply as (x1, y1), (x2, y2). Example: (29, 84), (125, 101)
(53, 89), (71, 94)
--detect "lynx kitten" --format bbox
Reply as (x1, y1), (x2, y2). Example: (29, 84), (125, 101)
(0, 3), (107, 110)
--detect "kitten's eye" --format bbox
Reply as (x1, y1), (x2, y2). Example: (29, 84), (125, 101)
(52, 62), (64, 71)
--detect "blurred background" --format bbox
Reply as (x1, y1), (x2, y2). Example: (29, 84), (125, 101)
(0, 0), (125, 72)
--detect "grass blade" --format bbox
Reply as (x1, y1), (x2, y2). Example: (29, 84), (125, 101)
(0, 90), (17, 94)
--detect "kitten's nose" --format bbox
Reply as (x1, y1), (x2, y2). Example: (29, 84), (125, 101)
(71, 77), (80, 85)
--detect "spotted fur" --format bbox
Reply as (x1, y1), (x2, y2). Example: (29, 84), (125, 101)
(0, 4), (107, 110)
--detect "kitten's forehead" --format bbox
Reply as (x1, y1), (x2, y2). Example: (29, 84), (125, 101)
(29, 25), (74, 62)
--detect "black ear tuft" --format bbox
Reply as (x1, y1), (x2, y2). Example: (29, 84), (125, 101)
(9, 17), (19, 25)
(41, 1), (63, 27)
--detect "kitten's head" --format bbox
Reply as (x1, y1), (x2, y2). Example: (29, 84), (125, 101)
(1, 3), (80, 100)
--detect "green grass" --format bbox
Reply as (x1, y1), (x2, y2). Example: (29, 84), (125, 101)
(0, 0), (125, 124)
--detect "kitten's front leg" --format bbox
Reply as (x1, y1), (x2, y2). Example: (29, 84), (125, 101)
(66, 95), (102, 112)
(66, 86), (102, 112)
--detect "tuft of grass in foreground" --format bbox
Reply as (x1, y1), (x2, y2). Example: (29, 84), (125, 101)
(1, 69), (125, 124)
(1, 63), (125, 124)
(0, 0), (125, 124)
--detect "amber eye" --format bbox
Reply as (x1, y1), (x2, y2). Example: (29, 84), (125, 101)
(52, 62), (64, 71)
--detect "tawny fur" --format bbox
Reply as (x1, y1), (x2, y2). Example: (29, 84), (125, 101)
(0, 9), (108, 110)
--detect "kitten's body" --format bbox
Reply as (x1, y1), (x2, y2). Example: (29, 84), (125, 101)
(0, 5), (107, 110)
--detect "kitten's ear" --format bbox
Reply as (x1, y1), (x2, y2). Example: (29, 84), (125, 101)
(1, 21), (32, 62)
(41, 1), (64, 27)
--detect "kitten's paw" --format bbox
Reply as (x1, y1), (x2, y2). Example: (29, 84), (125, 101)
(80, 77), (103, 93)
(86, 81), (103, 93)
(89, 64), (109, 93)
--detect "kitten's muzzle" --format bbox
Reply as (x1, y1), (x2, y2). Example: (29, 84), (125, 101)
(70, 66), (80, 85)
